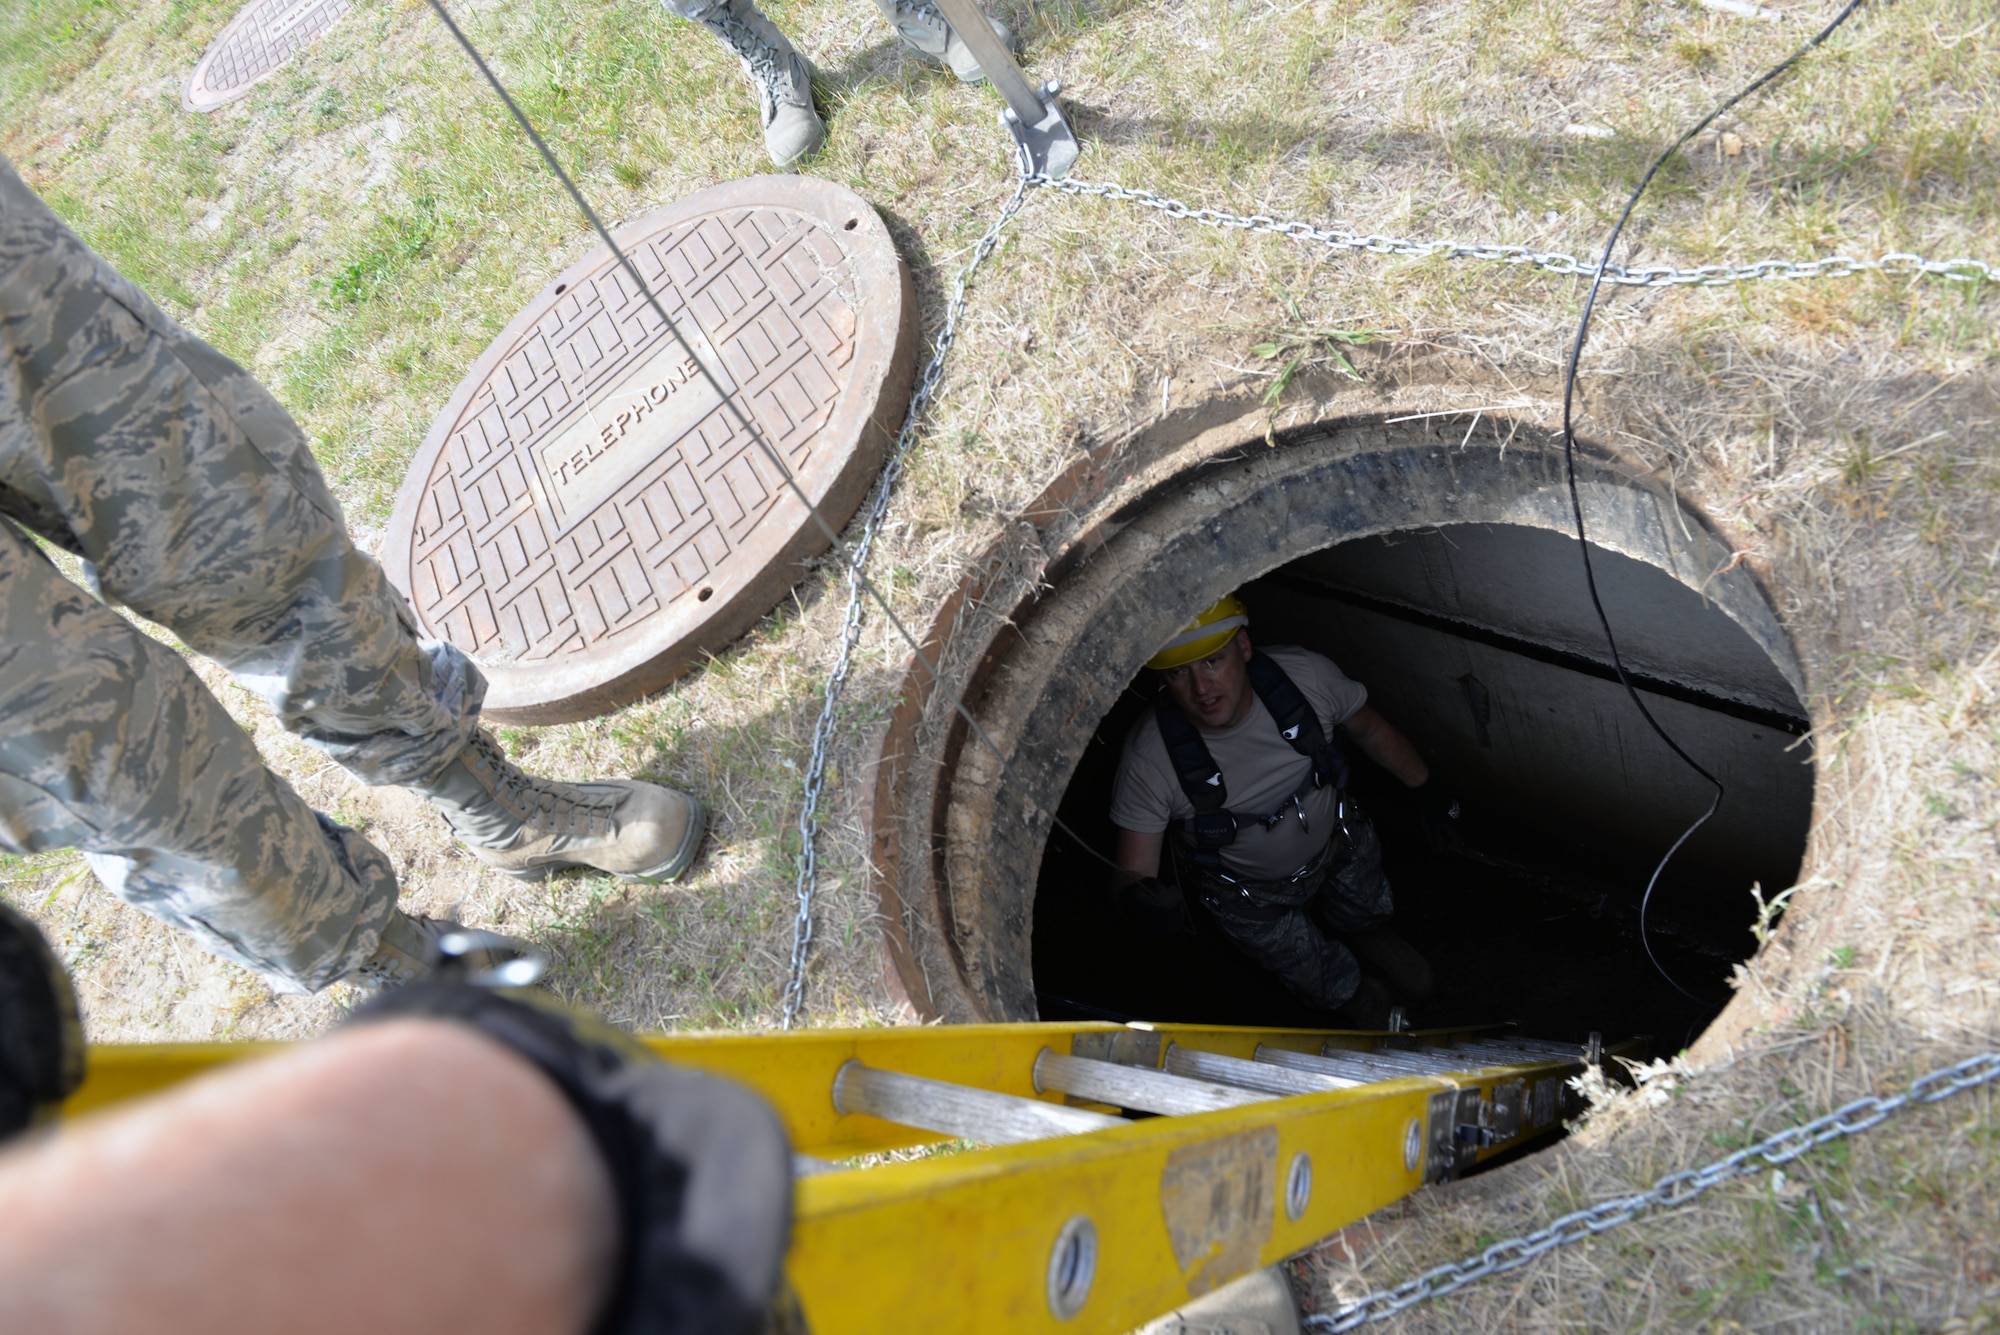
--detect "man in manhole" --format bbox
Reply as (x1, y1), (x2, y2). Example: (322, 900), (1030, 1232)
(0, 155), (707, 994)
(1108, 594), (1456, 1026)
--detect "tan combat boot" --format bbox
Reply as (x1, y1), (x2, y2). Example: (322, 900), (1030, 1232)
(698, 0), (826, 167)
(419, 730), (707, 883)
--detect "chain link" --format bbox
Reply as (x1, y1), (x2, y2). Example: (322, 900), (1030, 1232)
(1307, 1050), (2000, 1330)
(1029, 175), (1998, 288)
(780, 177), (1033, 1029)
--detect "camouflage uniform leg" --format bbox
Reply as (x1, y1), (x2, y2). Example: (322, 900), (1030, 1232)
(1310, 806), (1395, 935)
(0, 153), (482, 791)
(1204, 883), (1363, 1012)
(0, 154), (480, 989)
(0, 523), (397, 990)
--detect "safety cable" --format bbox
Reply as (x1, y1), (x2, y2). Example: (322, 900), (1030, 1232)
(1560, 0), (1868, 1004)
(420, 0), (1124, 1005)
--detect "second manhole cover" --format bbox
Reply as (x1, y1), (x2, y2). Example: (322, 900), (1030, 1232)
(183, 0), (354, 113)
(383, 175), (917, 724)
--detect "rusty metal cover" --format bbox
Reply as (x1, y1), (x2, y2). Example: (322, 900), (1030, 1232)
(183, 0), (353, 113)
(383, 176), (917, 724)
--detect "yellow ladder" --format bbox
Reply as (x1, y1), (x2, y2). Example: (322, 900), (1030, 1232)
(67, 1022), (1640, 1334)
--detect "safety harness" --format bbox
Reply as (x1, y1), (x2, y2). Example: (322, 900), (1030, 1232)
(1155, 652), (1352, 891)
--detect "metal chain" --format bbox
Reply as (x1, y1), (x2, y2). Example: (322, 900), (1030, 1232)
(780, 177), (1033, 1029)
(1307, 1049), (2000, 1330)
(1029, 175), (1998, 288)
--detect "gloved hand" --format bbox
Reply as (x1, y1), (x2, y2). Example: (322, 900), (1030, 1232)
(1415, 776), (1463, 850)
(1115, 876), (1189, 939)
(345, 979), (792, 1335)
(1416, 776), (1461, 824)
(0, 901), (83, 1141)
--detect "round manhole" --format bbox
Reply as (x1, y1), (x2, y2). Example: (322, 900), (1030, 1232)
(182, 0), (354, 113)
(383, 176), (917, 723)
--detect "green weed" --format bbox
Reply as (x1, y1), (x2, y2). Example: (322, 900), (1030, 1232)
(1253, 295), (1378, 406)
(326, 195), (441, 306)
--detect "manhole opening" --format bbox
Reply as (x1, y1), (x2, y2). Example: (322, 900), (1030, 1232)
(1030, 521), (1813, 1049)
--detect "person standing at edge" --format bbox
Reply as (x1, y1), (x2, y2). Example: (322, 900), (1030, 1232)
(1108, 594), (1458, 1026)
(0, 154), (707, 992)
(668, 0), (1017, 168)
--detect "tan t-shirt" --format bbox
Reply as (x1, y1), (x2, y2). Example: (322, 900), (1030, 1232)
(1110, 646), (1368, 881)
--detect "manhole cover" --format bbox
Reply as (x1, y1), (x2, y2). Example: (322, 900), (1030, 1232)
(383, 175), (917, 724)
(183, 0), (354, 113)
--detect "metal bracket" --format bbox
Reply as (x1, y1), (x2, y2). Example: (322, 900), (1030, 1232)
(1454, 1086), (1504, 1150)
(1489, 1079), (1525, 1139)
(1531, 1076), (1561, 1128)
(1424, 1086), (1495, 1182)
(1423, 1089), (1458, 1183)
(998, 80), (1079, 182)
(923, 0), (1079, 180)
(1455, 1122), (1505, 1150)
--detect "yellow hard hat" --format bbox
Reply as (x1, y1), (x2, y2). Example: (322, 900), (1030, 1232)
(1147, 594), (1249, 670)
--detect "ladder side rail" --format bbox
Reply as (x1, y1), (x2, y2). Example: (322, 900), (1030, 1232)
(787, 1059), (1581, 1335)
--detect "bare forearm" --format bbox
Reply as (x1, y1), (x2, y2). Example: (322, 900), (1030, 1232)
(1345, 707), (1429, 787)
(1113, 827), (1164, 885)
(0, 1019), (617, 1335)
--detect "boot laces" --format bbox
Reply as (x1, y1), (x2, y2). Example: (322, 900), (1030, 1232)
(466, 732), (619, 838)
(351, 955), (413, 987)
(708, 10), (801, 115)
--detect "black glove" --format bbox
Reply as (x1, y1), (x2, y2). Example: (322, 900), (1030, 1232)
(345, 981), (791, 1335)
(1416, 776), (1461, 824)
(0, 900), (84, 1141)
(1415, 775), (1462, 851)
(1115, 876), (1189, 939)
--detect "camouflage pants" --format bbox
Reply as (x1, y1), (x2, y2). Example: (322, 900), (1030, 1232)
(1196, 807), (1394, 1012)
(0, 156), (483, 992)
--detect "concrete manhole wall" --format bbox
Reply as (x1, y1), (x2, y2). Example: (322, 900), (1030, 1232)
(865, 407), (1810, 1024)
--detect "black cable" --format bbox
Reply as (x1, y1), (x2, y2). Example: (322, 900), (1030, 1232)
(1560, 0), (1868, 1004)
(420, 0), (1128, 878)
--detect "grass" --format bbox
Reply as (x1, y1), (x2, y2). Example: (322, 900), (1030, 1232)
(3, 0), (1999, 1324)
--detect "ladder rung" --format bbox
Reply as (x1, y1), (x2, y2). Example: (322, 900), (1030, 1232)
(1164, 1043), (1363, 1095)
(1328, 1044), (1468, 1075)
(1457, 1038), (1582, 1061)
(1033, 1050), (1271, 1116)
(1257, 1045), (1441, 1082)
(832, 1060), (1125, 1145)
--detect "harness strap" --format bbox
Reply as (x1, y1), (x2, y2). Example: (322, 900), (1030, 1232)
(1154, 650), (1353, 867)
(1193, 834), (1341, 920)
